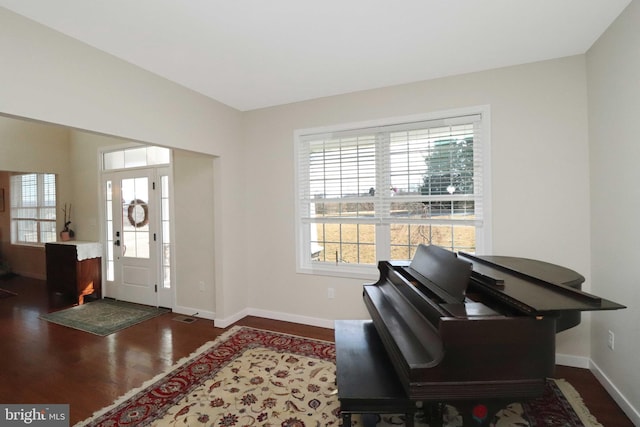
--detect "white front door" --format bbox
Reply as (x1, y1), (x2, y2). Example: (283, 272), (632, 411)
(104, 169), (158, 306)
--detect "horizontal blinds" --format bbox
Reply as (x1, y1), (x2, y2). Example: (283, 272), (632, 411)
(298, 114), (482, 225)
(10, 173), (57, 221)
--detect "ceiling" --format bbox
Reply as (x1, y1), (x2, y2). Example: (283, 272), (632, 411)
(0, 0), (632, 111)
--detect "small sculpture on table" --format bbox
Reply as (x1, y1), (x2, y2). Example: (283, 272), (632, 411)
(60, 203), (75, 241)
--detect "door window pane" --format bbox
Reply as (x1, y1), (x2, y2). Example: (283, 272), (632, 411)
(121, 178), (149, 259)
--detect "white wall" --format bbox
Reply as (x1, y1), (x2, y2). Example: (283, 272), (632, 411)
(0, 7), (246, 321)
(587, 0), (640, 423)
(243, 55), (593, 359)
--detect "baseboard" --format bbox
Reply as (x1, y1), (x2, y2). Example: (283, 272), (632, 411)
(173, 305), (215, 321)
(590, 360), (640, 426)
(555, 353), (590, 368)
(214, 308), (250, 328)
(214, 307), (335, 330)
(247, 308), (335, 329)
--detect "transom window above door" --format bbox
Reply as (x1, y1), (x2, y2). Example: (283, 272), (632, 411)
(103, 146), (170, 170)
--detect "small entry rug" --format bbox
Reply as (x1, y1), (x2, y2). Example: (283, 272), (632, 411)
(40, 299), (169, 336)
(75, 326), (602, 427)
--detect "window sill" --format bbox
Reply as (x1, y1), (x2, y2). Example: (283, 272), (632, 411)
(297, 263), (379, 281)
(11, 242), (46, 249)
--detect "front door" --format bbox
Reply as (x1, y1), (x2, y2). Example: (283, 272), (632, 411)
(104, 169), (158, 306)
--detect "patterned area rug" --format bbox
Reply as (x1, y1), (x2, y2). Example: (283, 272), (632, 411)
(76, 326), (338, 426)
(368, 379), (602, 426)
(40, 299), (169, 336)
(75, 326), (601, 427)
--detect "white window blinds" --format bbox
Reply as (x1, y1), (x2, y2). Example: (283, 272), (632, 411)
(10, 173), (57, 244)
(299, 115), (483, 223)
(295, 109), (488, 277)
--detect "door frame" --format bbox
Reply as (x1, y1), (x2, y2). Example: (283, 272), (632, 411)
(99, 148), (175, 309)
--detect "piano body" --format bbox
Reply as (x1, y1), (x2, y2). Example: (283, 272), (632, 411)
(362, 244), (625, 402)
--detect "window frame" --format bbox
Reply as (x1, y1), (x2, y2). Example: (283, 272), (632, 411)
(294, 106), (492, 279)
(10, 172), (57, 246)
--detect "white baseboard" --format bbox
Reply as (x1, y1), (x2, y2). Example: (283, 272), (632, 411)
(173, 305), (215, 321)
(214, 308), (250, 328)
(590, 360), (640, 426)
(248, 308), (335, 329)
(213, 307), (335, 330)
(555, 353), (590, 369)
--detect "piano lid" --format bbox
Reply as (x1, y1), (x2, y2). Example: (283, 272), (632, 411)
(458, 252), (626, 313)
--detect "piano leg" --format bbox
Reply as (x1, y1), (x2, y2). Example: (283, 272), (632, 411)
(341, 412), (351, 427)
(405, 412), (415, 427)
(423, 402), (443, 427)
(361, 414), (381, 427)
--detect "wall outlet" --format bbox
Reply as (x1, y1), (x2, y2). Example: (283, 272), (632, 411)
(607, 330), (615, 350)
(328, 288), (335, 299)
(199, 281), (205, 292)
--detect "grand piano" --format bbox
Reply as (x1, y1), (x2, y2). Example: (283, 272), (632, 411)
(335, 244), (625, 425)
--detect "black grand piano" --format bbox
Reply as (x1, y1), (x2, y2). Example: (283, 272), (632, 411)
(335, 244), (625, 426)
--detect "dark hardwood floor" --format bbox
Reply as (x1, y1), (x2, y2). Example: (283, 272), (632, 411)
(0, 276), (633, 426)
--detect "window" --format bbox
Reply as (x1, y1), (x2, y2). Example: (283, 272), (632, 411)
(295, 107), (490, 278)
(160, 174), (171, 289)
(10, 173), (57, 245)
(103, 146), (171, 170)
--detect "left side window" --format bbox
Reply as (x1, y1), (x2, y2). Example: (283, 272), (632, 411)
(10, 173), (57, 245)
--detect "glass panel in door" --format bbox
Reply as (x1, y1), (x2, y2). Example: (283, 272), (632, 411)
(121, 177), (150, 259)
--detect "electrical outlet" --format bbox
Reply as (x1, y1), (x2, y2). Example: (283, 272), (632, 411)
(328, 288), (335, 299)
(607, 330), (615, 350)
(199, 281), (205, 292)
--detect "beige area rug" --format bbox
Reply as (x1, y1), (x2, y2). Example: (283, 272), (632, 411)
(75, 326), (602, 426)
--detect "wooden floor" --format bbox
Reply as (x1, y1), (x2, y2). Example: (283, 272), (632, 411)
(0, 276), (633, 426)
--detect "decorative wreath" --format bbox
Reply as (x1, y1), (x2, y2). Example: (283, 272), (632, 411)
(127, 199), (149, 228)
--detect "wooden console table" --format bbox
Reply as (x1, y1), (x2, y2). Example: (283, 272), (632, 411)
(45, 241), (102, 306)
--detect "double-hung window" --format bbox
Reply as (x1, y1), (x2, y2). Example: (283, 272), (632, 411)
(295, 107), (490, 278)
(10, 173), (57, 245)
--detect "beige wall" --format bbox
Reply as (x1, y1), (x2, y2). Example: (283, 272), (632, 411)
(173, 149), (216, 317)
(0, 8), (245, 321)
(587, 0), (640, 422)
(67, 132), (219, 317)
(243, 55), (592, 358)
(1, 3), (637, 419)
(0, 115), (223, 320)
(0, 117), (72, 278)
(68, 131), (124, 242)
(0, 8), (240, 157)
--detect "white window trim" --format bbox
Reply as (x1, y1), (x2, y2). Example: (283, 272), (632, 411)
(10, 173), (57, 247)
(294, 105), (492, 279)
